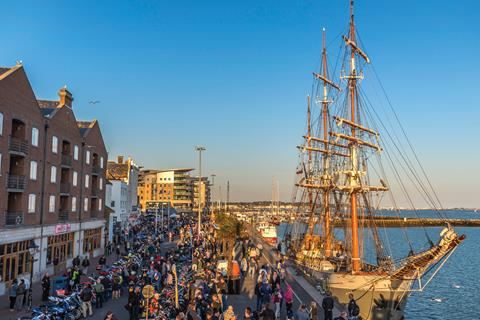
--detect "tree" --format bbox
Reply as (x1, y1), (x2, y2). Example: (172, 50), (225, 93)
(215, 213), (244, 262)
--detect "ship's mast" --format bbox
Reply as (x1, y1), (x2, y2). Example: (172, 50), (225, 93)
(321, 28), (332, 257)
(305, 95), (315, 243)
(348, 0), (361, 273)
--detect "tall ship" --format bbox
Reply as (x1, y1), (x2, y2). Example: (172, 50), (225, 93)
(288, 1), (465, 319)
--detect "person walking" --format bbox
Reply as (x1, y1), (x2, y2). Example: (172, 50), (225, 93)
(41, 273), (51, 301)
(254, 280), (263, 311)
(322, 292), (335, 320)
(272, 283), (283, 319)
(295, 304), (309, 320)
(284, 284), (294, 314)
(259, 303), (276, 320)
(104, 310), (119, 320)
(80, 283), (94, 318)
(94, 279), (105, 308)
(82, 256), (90, 275)
(8, 279), (18, 312)
(15, 279), (26, 311)
(347, 293), (360, 318)
(309, 301), (318, 320)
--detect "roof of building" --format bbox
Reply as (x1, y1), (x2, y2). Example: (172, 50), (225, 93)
(77, 120), (96, 137)
(157, 168), (194, 173)
(106, 162), (128, 180)
(0, 67), (10, 76)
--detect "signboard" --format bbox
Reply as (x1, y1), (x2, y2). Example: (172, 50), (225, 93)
(142, 285), (155, 299)
(55, 224), (71, 234)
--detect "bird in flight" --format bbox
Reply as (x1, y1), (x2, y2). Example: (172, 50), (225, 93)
(89, 100), (101, 105)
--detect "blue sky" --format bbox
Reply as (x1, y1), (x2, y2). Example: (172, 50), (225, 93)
(1, 0), (478, 206)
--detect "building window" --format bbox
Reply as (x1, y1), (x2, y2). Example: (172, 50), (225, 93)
(73, 171), (78, 187)
(86, 150), (90, 164)
(83, 228), (101, 254)
(100, 157), (104, 169)
(74, 145), (79, 160)
(99, 178), (103, 190)
(0, 112), (3, 136)
(84, 198), (88, 212)
(0, 153), (2, 175)
(98, 198), (102, 211)
(50, 166), (57, 183)
(0, 241), (33, 283)
(85, 174), (89, 188)
(49, 195), (55, 213)
(28, 194), (36, 213)
(46, 233), (74, 266)
(31, 128), (39, 147)
(52, 136), (58, 154)
(72, 197), (77, 212)
(30, 161), (37, 180)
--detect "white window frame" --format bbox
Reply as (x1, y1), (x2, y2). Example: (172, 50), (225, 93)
(28, 194), (36, 213)
(73, 171), (78, 187)
(100, 156), (104, 169)
(72, 197), (77, 212)
(49, 195), (55, 213)
(99, 178), (103, 190)
(84, 197), (88, 212)
(0, 112), (3, 136)
(52, 136), (58, 154)
(86, 150), (90, 164)
(31, 127), (39, 147)
(30, 161), (38, 180)
(98, 198), (103, 211)
(85, 174), (89, 188)
(74, 145), (79, 160)
(50, 166), (57, 183)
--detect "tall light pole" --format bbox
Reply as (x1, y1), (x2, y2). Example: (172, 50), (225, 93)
(195, 146), (205, 238)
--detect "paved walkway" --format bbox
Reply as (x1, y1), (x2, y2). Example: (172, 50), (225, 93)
(227, 229), (342, 320)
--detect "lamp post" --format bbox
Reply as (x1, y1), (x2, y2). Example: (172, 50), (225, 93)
(195, 146), (206, 239)
(161, 202), (165, 233)
(27, 239), (39, 310)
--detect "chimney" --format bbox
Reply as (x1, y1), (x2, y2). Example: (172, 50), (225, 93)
(117, 155), (124, 164)
(58, 86), (74, 108)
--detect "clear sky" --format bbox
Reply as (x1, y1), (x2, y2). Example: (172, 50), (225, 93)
(1, 0), (478, 207)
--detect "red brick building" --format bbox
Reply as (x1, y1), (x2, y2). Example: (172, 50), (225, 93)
(0, 63), (107, 294)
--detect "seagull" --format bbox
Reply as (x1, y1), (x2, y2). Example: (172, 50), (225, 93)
(452, 284), (461, 289)
(431, 298), (442, 303)
(89, 100), (101, 105)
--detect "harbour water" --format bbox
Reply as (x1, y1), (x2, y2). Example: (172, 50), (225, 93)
(277, 210), (480, 319)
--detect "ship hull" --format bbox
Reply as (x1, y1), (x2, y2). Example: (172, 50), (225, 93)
(326, 272), (412, 320)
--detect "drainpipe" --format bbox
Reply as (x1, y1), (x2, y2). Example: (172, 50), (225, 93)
(38, 122), (49, 278)
(77, 142), (85, 256)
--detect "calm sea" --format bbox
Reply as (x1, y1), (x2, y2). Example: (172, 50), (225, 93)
(277, 210), (480, 319)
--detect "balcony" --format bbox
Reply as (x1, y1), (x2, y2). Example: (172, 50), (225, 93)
(7, 175), (26, 192)
(60, 183), (70, 195)
(59, 210), (69, 222)
(8, 136), (28, 156)
(5, 211), (24, 227)
(61, 154), (72, 168)
(92, 165), (101, 176)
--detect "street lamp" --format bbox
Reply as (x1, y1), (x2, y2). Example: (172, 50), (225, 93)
(27, 239), (39, 310)
(195, 146), (206, 238)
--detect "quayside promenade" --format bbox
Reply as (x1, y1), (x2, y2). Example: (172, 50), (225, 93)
(0, 212), (343, 320)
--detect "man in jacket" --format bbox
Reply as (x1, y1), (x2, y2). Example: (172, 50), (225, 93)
(93, 279), (105, 308)
(41, 273), (51, 302)
(80, 284), (94, 318)
(322, 292), (335, 320)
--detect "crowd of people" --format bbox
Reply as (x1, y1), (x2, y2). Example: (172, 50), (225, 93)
(7, 212), (360, 320)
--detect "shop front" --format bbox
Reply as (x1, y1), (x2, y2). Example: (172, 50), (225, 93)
(46, 232), (74, 274)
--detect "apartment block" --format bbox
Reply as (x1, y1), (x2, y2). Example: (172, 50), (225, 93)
(0, 63), (107, 294)
(138, 168), (195, 212)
